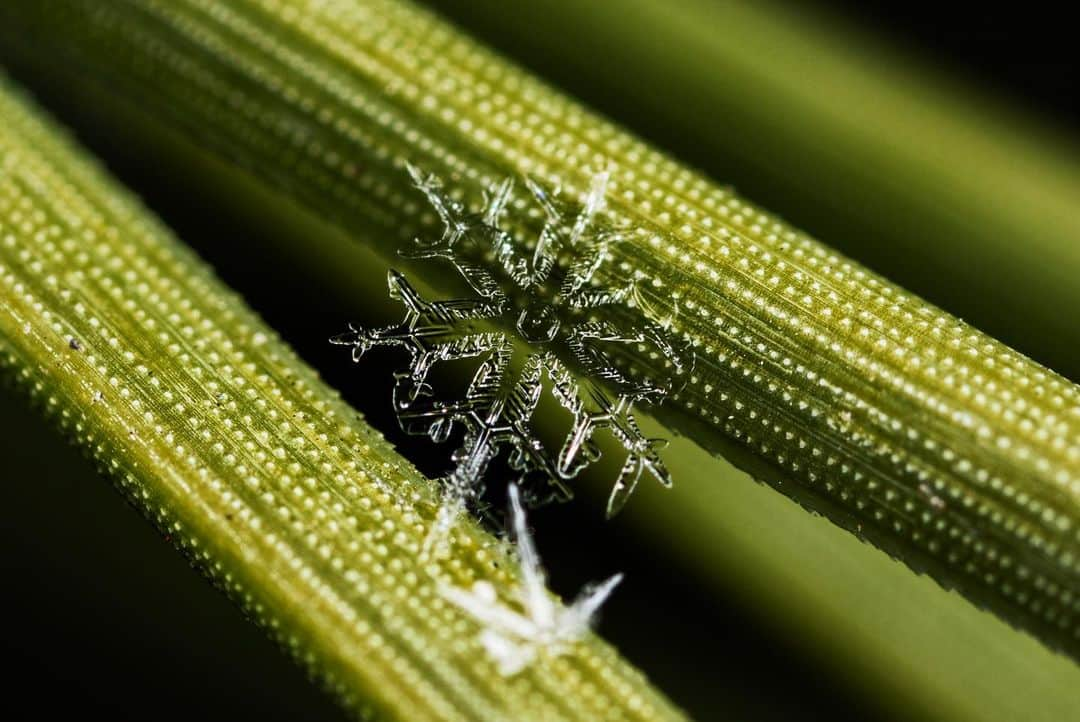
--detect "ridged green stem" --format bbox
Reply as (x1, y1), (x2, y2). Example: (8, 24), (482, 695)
(0, 76), (683, 722)
(430, 0), (1080, 380)
(2, 0), (1078, 657)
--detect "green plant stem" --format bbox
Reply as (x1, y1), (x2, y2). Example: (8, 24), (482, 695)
(0, 75), (683, 722)
(1, 0), (1077, 658)
(429, 0), (1080, 381)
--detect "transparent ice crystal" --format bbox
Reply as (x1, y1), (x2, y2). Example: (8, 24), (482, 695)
(440, 484), (623, 676)
(332, 164), (691, 527)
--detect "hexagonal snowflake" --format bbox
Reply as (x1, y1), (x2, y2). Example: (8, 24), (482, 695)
(332, 165), (691, 526)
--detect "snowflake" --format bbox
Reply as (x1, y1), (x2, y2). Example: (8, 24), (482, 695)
(332, 164), (691, 526)
(440, 483), (623, 676)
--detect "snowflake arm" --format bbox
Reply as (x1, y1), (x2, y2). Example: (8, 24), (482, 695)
(406, 162), (469, 243)
(561, 230), (624, 299)
(570, 169), (611, 247)
(564, 572), (625, 633)
(508, 483), (557, 629)
(519, 171), (610, 288)
(482, 176), (514, 226)
(607, 436), (672, 517)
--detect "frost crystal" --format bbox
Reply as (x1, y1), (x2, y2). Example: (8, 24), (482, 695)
(440, 484), (623, 675)
(333, 165), (691, 520)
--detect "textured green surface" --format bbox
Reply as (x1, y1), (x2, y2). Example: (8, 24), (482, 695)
(626, 417), (1080, 722)
(0, 76), (684, 722)
(428, 0), (1080, 381)
(2, 0), (1077, 657)
(0, 386), (349, 721)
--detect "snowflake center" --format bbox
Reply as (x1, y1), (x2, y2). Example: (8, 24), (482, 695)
(516, 301), (561, 344)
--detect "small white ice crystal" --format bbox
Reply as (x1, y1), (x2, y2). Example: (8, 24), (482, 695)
(440, 484), (623, 676)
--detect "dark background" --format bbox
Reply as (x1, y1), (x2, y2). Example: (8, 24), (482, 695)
(825, 1), (1080, 129)
(1, 2), (1077, 720)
